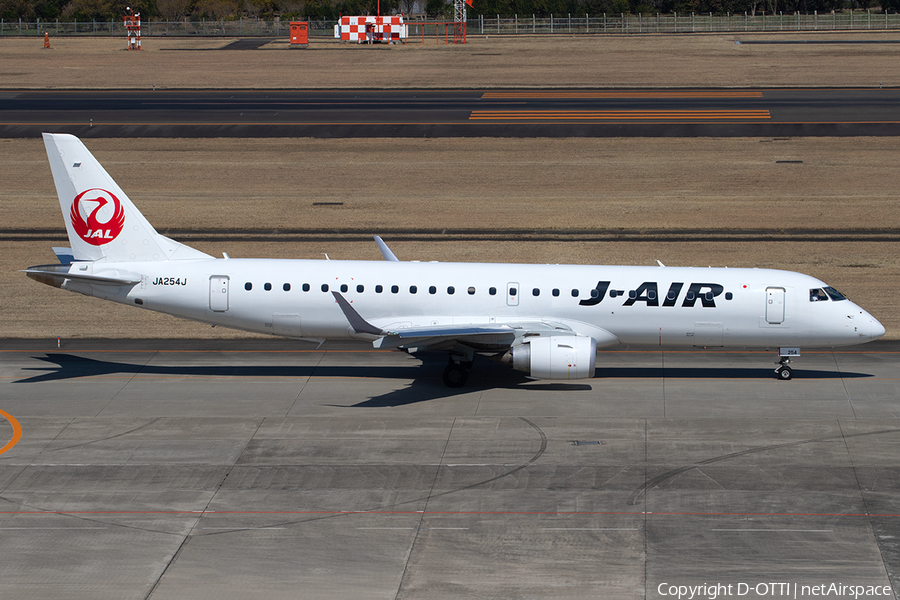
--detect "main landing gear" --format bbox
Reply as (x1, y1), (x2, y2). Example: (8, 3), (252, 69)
(774, 347), (799, 380)
(442, 354), (473, 388)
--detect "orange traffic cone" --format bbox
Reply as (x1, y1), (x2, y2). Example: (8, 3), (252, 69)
(43, 32), (50, 49)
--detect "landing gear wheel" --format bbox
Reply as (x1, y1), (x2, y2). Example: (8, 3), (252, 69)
(442, 363), (468, 388)
(776, 365), (793, 380)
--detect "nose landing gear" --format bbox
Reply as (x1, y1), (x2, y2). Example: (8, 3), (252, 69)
(775, 347), (800, 380)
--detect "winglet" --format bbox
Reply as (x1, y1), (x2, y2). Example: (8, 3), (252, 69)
(331, 292), (384, 335)
(374, 236), (399, 261)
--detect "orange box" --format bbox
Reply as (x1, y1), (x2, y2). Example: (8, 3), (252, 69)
(290, 22), (308, 46)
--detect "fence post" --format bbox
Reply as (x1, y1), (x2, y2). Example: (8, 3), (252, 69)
(533, 14), (535, 33)
(586, 13), (589, 33)
(515, 14), (517, 33)
(550, 13), (553, 33)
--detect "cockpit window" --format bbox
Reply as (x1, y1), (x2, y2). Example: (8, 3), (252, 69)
(824, 286), (848, 301)
(809, 288), (829, 302)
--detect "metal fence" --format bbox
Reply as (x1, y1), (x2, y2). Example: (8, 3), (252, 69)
(4, 12), (900, 37)
(472, 11), (900, 33)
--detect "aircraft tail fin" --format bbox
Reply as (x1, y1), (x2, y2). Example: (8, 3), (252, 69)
(43, 133), (211, 263)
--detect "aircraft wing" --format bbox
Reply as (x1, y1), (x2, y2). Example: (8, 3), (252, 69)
(332, 292), (576, 351)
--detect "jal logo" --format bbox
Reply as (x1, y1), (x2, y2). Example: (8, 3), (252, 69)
(70, 188), (125, 246)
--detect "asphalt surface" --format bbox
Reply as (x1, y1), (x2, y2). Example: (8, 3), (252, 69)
(2, 88), (900, 137)
(1, 339), (899, 599)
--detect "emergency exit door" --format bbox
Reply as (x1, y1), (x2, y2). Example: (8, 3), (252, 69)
(766, 287), (785, 324)
(507, 282), (519, 306)
(210, 276), (230, 312)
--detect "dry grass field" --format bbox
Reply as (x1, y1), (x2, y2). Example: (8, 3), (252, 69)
(2, 32), (900, 89)
(0, 34), (897, 339)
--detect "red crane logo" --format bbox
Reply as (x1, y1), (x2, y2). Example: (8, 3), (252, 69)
(70, 188), (126, 246)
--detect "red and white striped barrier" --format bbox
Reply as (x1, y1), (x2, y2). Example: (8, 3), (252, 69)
(335, 16), (407, 43)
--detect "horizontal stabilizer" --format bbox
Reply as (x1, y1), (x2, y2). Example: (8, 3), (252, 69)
(23, 264), (142, 288)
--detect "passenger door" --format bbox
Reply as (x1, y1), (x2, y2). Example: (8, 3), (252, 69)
(209, 276), (229, 312)
(766, 287), (785, 324)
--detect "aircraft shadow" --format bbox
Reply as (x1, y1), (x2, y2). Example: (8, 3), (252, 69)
(15, 354), (873, 408)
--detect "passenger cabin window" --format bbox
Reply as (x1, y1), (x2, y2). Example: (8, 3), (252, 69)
(429, 286), (437, 295)
(532, 288), (540, 296)
(410, 285), (417, 294)
(810, 288), (829, 302)
(552, 288), (560, 297)
(321, 284), (329, 292)
(590, 289), (600, 298)
(571, 289), (579, 297)
(302, 283), (310, 292)
(357, 285), (364, 293)
(509, 288), (517, 296)
(468, 287), (476, 295)
(264, 283), (272, 291)
(489, 287), (497, 296)
(628, 290), (637, 299)
(244, 282), (252, 291)
(340, 284), (348, 293)
(283, 283), (291, 292)
(448, 286), (455, 295)
(375, 285), (383, 293)
(391, 285), (399, 294)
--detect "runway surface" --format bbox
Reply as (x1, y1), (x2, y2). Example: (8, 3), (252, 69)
(2, 88), (900, 137)
(1, 339), (899, 599)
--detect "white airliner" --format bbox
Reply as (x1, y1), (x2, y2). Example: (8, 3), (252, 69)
(26, 133), (885, 387)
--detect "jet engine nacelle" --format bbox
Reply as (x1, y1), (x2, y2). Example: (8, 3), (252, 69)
(507, 335), (597, 380)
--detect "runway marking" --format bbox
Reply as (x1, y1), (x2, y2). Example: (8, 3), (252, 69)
(481, 91), (765, 99)
(542, 527), (642, 531)
(469, 110), (772, 121)
(199, 527), (286, 530)
(1, 510), (899, 517)
(0, 527), (107, 530)
(712, 528), (832, 532)
(0, 409), (22, 456)
(358, 527), (469, 530)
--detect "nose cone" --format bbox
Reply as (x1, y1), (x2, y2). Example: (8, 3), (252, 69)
(868, 315), (887, 340)
(853, 306), (886, 341)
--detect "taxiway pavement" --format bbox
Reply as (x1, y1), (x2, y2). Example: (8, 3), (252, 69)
(3, 88), (900, 137)
(1, 339), (898, 599)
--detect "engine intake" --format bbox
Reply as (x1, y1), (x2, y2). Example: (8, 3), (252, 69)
(506, 335), (597, 380)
